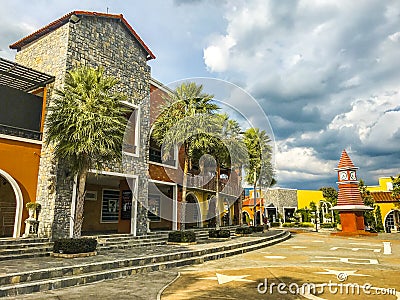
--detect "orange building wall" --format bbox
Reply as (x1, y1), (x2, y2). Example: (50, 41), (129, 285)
(0, 138), (41, 232)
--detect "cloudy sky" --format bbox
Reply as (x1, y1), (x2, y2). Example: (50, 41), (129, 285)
(2, 0), (399, 189)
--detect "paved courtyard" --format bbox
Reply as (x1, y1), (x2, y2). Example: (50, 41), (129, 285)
(10, 231), (400, 299)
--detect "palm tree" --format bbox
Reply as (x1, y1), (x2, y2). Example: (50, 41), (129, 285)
(193, 114), (247, 229)
(46, 66), (129, 238)
(152, 82), (219, 230)
(243, 128), (274, 225)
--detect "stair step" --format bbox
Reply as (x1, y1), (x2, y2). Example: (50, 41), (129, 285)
(0, 238), (50, 246)
(0, 242), (53, 250)
(0, 231), (290, 297)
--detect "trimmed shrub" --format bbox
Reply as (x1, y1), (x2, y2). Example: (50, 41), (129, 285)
(299, 222), (314, 228)
(321, 223), (335, 228)
(283, 222), (314, 228)
(270, 222), (280, 227)
(250, 225), (264, 232)
(168, 230), (196, 243)
(53, 238), (97, 254)
(235, 227), (253, 235)
(209, 229), (230, 238)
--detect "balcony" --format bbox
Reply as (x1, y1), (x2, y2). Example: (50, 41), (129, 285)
(0, 124), (42, 141)
(186, 174), (242, 197)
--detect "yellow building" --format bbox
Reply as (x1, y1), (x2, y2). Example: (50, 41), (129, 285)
(368, 177), (400, 233)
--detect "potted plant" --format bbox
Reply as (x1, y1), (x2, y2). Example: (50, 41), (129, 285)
(26, 202), (41, 220)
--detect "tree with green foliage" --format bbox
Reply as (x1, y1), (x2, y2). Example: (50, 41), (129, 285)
(358, 179), (376, 229)
(243, 128), (274, 225)
(192, 114), (247, 229)
(374, 205), (384, 232)
(319, 187), (339, 223)
(391, 174), (400, 199)
(152, 82), (219, 230)
(46, 66), (129, 237)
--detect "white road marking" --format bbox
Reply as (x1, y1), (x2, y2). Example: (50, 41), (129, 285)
(292, 246), (307, 249)
(311, 256), (379, 265)
(264, 255), (286, 259)
(199, 273), (255, 285)
(330, 246), (381, 253)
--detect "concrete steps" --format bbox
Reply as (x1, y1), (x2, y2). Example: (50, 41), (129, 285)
(0, 238), (52, 261)
(0, 230), (290, 297)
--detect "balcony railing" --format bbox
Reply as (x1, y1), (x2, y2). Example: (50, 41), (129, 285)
(186, 175), (242, 197)
(0, 124), (42, 141)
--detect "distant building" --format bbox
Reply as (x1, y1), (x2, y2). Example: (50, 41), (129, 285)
(368, 177), (400, 233)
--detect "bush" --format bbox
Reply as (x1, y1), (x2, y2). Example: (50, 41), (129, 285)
(168, 230), (196, 243)
(235, 227), (253, 235)
(282, 222), (314, 228)
(270, 222), (281, 227)
(321, 223), (335, 228)
(299, 222), (314, 228)
(250, 225), (264, 232)
(53, 238), (97, 254)
(209, 229), (230, 238)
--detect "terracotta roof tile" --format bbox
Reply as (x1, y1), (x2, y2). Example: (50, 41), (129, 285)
(9, 11), (155, 60)
(337, 149), (355, 168)
(371, 191), (400, 202)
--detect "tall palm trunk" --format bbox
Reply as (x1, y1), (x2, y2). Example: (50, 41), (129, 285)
(215, 164), (221, 230)
(73, 169), (88, 238)
(180, 144), (189, 231)
(253, 181), (257, 226)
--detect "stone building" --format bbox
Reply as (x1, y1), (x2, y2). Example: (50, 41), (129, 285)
(10, 11), (155, 238)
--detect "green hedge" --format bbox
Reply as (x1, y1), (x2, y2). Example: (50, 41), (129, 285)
(250, 225), (264, 232)
(168, 230), (196, 243)
(209, 229), (230, 238)
(53, 238), (97, 254)
(270, 222), (281, 227)
(320, 223), (336, 228)
(282, 222), (314, 228)
(235, 227), (253, 234)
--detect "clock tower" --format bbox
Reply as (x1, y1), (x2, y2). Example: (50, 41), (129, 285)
(332, 150), (375, 236)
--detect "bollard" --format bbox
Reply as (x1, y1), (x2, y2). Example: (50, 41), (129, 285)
(383, 241), (392, 255)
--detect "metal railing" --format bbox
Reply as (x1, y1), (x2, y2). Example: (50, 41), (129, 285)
(0, 124), (42, 141)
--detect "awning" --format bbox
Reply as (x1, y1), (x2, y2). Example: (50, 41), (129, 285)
(0, 57), (55, 92)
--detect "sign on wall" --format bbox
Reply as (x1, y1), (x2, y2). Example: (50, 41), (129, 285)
(121, 190), (132, 220)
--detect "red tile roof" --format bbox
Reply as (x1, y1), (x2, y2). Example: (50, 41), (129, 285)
(337, 149), (355, 168)
(9, 11), (155, 60)
(337, 185), (363, 206)
(371, 191), (400, 202)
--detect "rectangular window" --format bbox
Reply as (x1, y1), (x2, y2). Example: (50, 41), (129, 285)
(121, 101), (140, 156)
(101, 189), (120, 223)
(148, 194), (161, 221)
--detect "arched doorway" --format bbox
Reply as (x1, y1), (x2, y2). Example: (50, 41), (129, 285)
(242, 211), (250, 225)
(185, 193), (201, 229)
(384, 210), (399, 233)
(0, 170), (23, 238)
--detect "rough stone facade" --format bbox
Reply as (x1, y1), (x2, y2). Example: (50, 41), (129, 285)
(15, 15), (151, 238)
(265, 188), (298, 219)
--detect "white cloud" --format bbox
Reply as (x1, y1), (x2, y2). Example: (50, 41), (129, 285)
(388, 32), (400, 42)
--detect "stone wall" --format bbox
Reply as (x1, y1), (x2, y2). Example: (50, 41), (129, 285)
(15, 15), (151, 238)
(16, 23), (71, 239)
(265, 188), (298, 218)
